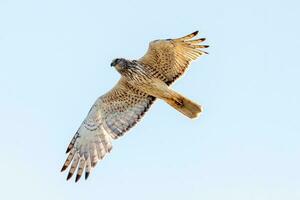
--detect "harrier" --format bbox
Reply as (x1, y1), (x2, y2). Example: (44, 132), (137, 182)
(61, 31), (209, 182)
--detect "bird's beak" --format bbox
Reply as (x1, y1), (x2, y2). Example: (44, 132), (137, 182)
(110, 62), (114, 67)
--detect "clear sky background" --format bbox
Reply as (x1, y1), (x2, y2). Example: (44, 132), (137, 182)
(0, 0), (299, 199)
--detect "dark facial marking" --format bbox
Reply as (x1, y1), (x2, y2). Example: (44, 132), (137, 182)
(111, 58), (120, 67)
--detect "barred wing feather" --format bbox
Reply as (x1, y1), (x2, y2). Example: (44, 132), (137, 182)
(139, 31), (208, 85)
(61, 78), (155, 182)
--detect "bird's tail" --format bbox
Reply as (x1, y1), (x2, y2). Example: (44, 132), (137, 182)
(163, 91), (203, 119)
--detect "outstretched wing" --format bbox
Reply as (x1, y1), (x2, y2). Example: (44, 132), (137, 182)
(61, 78), (155, 182)
(138, 31), (208, 85)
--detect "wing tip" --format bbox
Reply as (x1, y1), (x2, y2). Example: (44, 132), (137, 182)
(66, 172), (73, 181)
(61, 165), (68, 172)
(75, 174), (82, 182)
(85, 171), (90, 180)
(192, 30), (199, 36)
(66, 147), (72, 154)
(175, 30), (199, 41)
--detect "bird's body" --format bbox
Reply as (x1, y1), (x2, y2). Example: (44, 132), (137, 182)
(61, 31), (209, 182)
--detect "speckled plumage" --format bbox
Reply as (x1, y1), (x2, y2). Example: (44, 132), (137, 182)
(61, 31), (208, 182)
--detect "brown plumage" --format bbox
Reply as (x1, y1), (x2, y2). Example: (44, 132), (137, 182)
(61, 31), (208, 182)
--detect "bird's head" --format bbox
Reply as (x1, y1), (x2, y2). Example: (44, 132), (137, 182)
(111, 58), (131, 73)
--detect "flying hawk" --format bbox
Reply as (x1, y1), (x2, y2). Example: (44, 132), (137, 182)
(61, 31), (209, 182)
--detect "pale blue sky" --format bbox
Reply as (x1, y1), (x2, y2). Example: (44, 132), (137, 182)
(0, 0), (299, 199)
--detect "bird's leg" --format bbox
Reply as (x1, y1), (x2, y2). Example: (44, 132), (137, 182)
(173, 98), (184, 107)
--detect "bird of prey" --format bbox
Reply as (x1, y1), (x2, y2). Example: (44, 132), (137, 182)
(61, 31), (209, 182)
